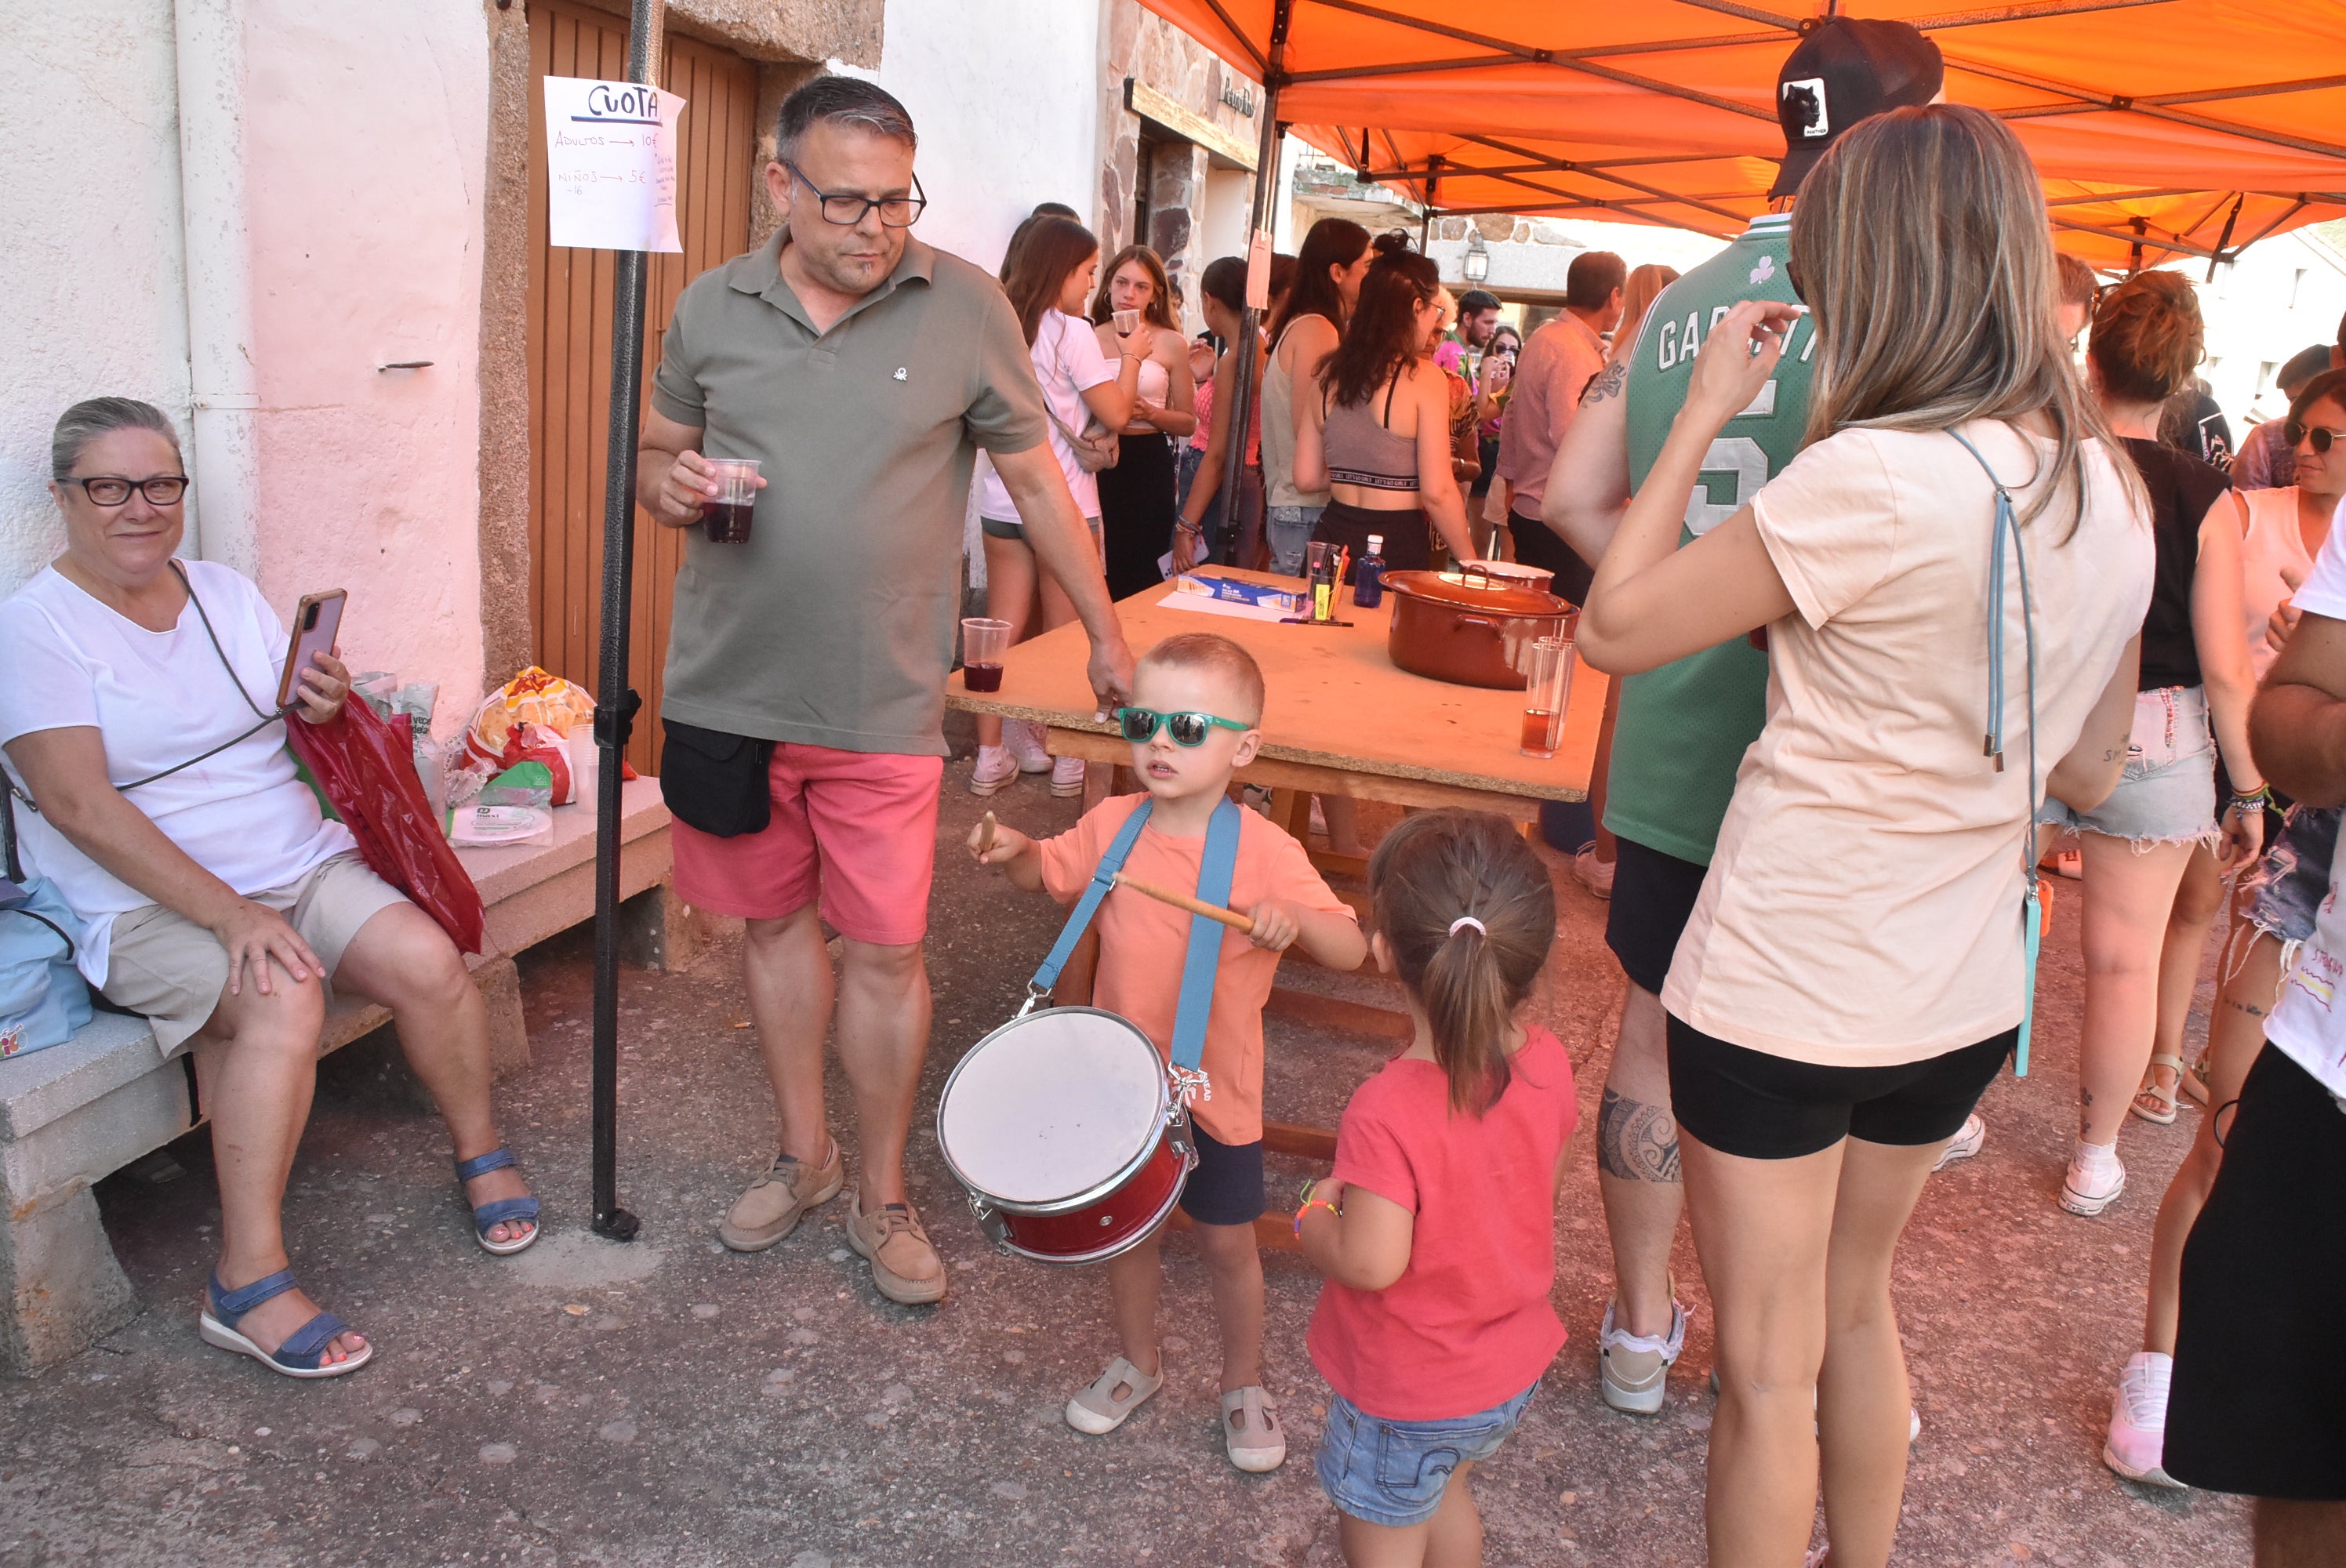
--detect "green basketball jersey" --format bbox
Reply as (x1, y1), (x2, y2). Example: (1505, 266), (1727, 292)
(1605, 212), (1817, 866)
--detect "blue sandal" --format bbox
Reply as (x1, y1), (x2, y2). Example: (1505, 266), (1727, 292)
(198, 1269), (372, 1379)
(456, 1147), (541, 1255)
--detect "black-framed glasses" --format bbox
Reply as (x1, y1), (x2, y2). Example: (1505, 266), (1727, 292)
(1114, 707), (1251, 747)
(2286, 420), (2344, 456)
(782, 158), (926, 227)
(67, 474), (189, 506)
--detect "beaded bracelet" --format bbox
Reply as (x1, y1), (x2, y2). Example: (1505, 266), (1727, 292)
(1292, 1198), (1340, 1238)
(2228, 784), (2273, 814)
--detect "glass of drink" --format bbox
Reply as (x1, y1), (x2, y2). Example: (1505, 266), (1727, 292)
(700, 458), (762, 543)
(961, 619), (1012, 692)
(1113, 307), (1142, 339)
(1520, 635), (1574, 759)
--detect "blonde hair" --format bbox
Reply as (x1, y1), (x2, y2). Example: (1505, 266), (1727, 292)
(1609, 263), (1681, 367)
(1137, 633), (1266, 724)
(1790, 105), (2135, 532)
(2089, 270), (2204, 405)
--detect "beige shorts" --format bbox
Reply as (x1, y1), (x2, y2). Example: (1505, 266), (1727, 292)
(101, 853), (409, 1058)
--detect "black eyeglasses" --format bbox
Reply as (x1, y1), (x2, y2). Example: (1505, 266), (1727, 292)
(2286, 421), (2344, 456)
(67, 474), (189, 506)
(1113, 707), (1251, 747)
(782, 158), (927, 227)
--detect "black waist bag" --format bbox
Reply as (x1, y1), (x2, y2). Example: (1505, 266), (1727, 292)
(659, 719), (775, 837)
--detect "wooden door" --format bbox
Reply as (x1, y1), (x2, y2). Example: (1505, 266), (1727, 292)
(527, 2), (758, 775)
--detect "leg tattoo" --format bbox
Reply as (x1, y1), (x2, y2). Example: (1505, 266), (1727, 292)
(1598, 1088), (1681, 1183)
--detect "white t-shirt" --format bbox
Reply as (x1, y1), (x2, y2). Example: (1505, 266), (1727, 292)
(0, 561), (355, 988)
(978, 309), (1114, 522)
(1663, 422), (2155, 1065)
(2257, 492), (2346, 1098)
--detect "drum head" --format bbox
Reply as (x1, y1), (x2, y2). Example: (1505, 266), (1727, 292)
(939, 1008), (1168, 1207)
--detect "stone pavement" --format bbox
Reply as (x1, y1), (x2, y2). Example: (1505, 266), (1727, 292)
(0, 740), (2254, 1566)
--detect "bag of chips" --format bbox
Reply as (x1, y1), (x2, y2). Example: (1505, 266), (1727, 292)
(463, 667), (594, 771)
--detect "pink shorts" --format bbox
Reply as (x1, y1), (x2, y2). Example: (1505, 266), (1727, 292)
(670, 744), (944, 946)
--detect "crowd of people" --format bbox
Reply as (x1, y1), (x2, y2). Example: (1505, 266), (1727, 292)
(5, 33), (2343, 1568)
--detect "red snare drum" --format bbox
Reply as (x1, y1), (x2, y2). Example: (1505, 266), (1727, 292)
(936, 1006), (1195, 1265)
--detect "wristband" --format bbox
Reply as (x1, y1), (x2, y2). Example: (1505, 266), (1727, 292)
(1175, 521), (1202, 537)
(2228, 784), (2272, 813)
(1293, 1199), (1340, 1238)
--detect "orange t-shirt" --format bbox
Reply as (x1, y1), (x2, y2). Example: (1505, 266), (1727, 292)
(1038, 795), (1357, 1145)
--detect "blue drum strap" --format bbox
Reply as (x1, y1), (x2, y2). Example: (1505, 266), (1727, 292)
(1951, 427), (2040, 1077)
(1029, 800), (1153, 996)
(1168, 798), (1243, 1103)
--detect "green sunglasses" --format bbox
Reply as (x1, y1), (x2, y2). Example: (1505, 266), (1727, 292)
(1114, 706), (1251, 746)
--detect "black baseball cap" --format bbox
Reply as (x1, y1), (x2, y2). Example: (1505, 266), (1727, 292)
(1768, 17), (1945, 199)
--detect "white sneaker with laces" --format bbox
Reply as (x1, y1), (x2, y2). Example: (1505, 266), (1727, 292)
(1049, 754), (1088, 798)
(2104, 1350), (2184, 1488)
(1933, 1113), (1986, 1173)
(1573, 844), (1614, 899)
(1004, 720), (1051, 774)
(969, 745), (1019, 797)
(2060, 1138), (2126, 1216)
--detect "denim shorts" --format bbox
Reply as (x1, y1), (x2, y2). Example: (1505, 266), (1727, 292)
(2246, 804), (2343, 945)
(1315, 1381), (1537, 1528)
(1266, 504), (1324, 577)
(2037, 685), (2215, 847)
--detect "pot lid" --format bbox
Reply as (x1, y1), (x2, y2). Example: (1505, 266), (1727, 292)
(1383, 569), (1569, 617)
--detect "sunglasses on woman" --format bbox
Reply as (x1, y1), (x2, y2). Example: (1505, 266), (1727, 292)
(2286, 420), (2344, 456)
(1113, 706), (1251, 746)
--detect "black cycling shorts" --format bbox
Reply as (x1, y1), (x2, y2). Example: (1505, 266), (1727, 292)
(1666, 1017), (2012, 1161)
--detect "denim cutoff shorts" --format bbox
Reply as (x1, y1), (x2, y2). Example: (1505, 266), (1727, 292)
(1315, 1381), (1538, 1528)
(2038, 685), (2215, 847)
(1266, 504), (1324, 578)
(2246, 804), (2344, 944)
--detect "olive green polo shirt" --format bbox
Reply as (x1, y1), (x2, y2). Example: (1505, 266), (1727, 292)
(649, 230), (1048, 754)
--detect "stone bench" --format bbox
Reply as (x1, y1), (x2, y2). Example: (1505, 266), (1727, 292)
(0, 776), (712, 1374)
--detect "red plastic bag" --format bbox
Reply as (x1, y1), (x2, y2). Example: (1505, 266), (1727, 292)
(285, 698), (486, 955)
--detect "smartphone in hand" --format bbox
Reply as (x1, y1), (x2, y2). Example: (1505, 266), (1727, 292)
(277, 590), (347, 710)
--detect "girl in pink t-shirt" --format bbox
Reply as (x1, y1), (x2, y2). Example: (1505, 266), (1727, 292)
(1296, 811), (1578, 1563)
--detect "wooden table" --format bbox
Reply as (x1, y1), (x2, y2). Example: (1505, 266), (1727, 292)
(946, 568), (1608, 1247)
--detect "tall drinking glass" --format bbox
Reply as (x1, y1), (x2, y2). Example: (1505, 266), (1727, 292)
(961, 619), (1012, 692)
(1520, 636), (1574, 759)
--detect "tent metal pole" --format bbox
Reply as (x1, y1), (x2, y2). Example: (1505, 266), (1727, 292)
(1217, 0), (1289, 568)
(587, 0), (663, 1243)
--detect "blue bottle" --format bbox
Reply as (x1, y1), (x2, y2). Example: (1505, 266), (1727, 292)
(1352, 534), (1386, 610)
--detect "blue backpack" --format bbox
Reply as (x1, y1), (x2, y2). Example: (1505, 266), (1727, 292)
(0, 876), (92, 1059)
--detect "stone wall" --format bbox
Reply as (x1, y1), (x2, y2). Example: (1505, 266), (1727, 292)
(1095, 0), (1263, 332)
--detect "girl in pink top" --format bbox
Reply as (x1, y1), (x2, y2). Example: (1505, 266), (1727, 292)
(1297, 811), (1578, 1563)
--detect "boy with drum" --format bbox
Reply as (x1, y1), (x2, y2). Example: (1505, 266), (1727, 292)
(971, 633), (1366, 1472)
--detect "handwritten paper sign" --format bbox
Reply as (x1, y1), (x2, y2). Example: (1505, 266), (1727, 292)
(543, 77), (684, 252)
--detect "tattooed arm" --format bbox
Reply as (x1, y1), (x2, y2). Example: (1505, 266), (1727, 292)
(1541, 358), (1632, 568)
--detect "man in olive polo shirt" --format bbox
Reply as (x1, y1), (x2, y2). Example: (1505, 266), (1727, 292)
(637, 77), (1133, 1306)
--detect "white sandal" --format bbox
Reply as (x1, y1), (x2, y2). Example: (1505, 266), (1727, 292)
(2131, 1053), (2184, 1125)
(1066, 1355), (1162, 1436)
(1221, 1385), (1286, 1472)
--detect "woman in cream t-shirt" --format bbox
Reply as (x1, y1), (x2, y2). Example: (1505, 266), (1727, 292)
(1577, 107), (2153, 1566)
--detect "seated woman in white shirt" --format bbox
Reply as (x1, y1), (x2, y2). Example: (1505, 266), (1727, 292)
(0, 397), (539, 1381)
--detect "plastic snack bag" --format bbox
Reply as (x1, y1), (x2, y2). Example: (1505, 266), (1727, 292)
(464, 667), (595, 769)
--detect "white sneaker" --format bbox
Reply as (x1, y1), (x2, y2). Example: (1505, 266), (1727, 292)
(1599, 1297), (1687, 1414)
(1004, 720), (1051, 774)
(968, 745), (1019, 797)
(1574, 844), (1615, 900)
(1049, 755), (1088, 798)
(2060, 1138), (2126, 1216)
(2104, 1351), (2184, 1488)
(1933, 1113), (1986, 1173)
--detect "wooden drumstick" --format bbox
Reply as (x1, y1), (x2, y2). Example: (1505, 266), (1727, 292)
(1113, 873), (1255, 934)
(979, 811), (997, 856)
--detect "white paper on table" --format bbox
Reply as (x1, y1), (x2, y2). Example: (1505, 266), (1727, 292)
(543, 78), (684, 252)
(1155, 590), (1289, 622)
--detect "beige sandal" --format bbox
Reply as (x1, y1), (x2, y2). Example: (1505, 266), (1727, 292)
(1066, 1355), (1162, 1436)
(1221, 1385), (1287, 1473)
(2132, 1053), (2184, 1125)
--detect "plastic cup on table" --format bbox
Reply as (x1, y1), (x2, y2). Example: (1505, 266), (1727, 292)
(1520, 636), (1574, 759)
(699, 458), (761, 543)
(961, 618), (1012, 694)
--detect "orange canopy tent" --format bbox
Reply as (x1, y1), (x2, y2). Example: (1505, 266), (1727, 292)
(1138, 0), (2346, 272)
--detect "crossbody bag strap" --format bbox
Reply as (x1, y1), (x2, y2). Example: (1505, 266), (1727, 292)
(1026, 799), (1155, 1005)
(1949, 427), (2041, 1077)
(1165, 797), (1243, 1105)
(3, 905), (75, 965)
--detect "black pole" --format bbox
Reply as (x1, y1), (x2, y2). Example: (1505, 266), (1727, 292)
(1217, 0), (1290, 569)
(588, 0), (665, 1243)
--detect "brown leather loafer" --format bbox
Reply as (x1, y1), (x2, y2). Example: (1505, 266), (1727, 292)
(717, 1139), (844, 1253)
(845, 1192), (947, 1305)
